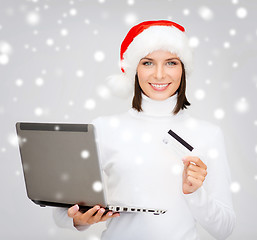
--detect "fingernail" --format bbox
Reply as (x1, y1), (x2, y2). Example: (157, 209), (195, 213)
(100, 208), (105, 213)
(72, 204), (79, 213)
(108, 212), (113, 216)
(95, 205), (100, 210)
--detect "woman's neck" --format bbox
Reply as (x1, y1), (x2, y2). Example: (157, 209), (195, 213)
(129, 92), (184, 118)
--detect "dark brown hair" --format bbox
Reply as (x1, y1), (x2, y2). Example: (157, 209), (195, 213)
(132, 61), (190, 115)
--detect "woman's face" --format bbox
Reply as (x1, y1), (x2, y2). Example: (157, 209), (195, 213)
(136, 50), (182, 101)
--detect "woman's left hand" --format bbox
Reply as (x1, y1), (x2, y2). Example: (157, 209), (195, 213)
(182, 156), (207, 194)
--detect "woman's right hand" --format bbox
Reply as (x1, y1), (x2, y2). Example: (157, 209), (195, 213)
(67, 204), (120, 228)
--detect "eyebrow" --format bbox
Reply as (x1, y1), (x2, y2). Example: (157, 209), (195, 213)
(140, 57), (180, 61)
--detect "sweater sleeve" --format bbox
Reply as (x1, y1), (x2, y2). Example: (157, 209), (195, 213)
(52, 207), (90, 231)
(183, 127), (236, 240)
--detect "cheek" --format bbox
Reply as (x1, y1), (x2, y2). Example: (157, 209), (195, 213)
(170, 68), (182, 83)
(137, 72), (151, 88)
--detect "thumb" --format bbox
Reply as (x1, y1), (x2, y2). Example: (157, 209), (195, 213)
(68, 204), (80, 218)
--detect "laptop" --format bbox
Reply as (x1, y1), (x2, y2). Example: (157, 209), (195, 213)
(16, 122), (167, 215)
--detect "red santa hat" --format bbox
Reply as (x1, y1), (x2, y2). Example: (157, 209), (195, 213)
(106, 20), (193, 98)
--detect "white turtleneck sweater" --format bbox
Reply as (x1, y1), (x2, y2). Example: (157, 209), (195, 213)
(53, 93), (236, 240)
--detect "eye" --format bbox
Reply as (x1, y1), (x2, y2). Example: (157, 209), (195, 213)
(142, 61), (153, 66)
(167, 61), (177, 66)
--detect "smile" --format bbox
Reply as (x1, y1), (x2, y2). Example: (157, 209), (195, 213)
(149, 83), (171, 91)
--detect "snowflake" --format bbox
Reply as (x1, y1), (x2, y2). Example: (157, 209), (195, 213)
(81, 150), (90, 159)
(94, 51), (105, 62)
(235, 98), (249, 113)
(26, 12), (40, 26)
(189, 36), (200, 48)
(198, 6), (213, 21)
(236, 7), (247, 19)
(214, 108), (225, 120)
(125, 13), (138, 26)
(230, 182), (241, 193)
(194, 89), (205, 100)
(92, 181), (103, 192)
(84, 99), (96, 110)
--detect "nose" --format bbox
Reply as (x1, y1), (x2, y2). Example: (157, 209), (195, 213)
(154, 64), (165, 80)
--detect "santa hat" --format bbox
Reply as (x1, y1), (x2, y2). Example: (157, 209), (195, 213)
(106, 20), (193, 98)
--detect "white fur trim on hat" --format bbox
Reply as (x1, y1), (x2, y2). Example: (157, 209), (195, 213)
(105, 73), (134, 98)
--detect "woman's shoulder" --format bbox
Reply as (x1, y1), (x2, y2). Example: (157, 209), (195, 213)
(90, 111), (129, 128)
(183, 112), (222, 136)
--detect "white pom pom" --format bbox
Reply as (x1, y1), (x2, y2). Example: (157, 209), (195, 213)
(105, 73), (134, 98)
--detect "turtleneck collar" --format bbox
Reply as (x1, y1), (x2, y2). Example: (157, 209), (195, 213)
(129, 92), (183, 118)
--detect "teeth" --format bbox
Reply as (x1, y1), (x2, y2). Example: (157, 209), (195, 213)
(151, 83), (169, 88)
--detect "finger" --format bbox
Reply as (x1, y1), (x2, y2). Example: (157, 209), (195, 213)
(188, 175), (203, 187)
(111, 212), (120, 218)
(183, 159), (190, 169)
(90, 208), (106, 224)
(68, 204), (80, 218)
(100, 211), (120, 222)
(188, 164), (208, 177)
(187, 170), (205, 182)
(183, 156), (207, 170)
(80, 205), (101, 222)
(100, 211), (113, 221)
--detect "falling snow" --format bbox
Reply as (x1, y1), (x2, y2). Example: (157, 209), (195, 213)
(46, 38), (54, 46)
(229, 29), (236, 36)
(183, 9), (190, 16)
(208, 148), (219, 159)
(125, 13), (138, 25)
(1, 1), (257, 238)
(92, 181), (103, 192)
(214, 108), (225, 120)
(69, 8), (77, 16)
(236, 7), (248, 19)
(235, 98), (249, 113)
(84, 99), (96, 110)
(198, 6), (213, 21)
(96, 84), (111, 99)
(8, 133), (19, 147)
(76, 70), (84, 78)
(34, 107), (44, 116)
(35, 77), (44, 86)
(60, 28), (68, 36)
(194, 89), (206, 100)
(230, 182), (241, 193)
(81, 150), (90, 159)
(0, 54), (9, 65)
(26, 12), (40, 25)
(15, 79), (24, 87)
(171, 164), (182, 175)
(189, 37), (200, 48)
(94, 51), (105, 62)
(127, 0), (135, 6)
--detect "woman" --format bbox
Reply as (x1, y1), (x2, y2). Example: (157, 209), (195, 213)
(53, 20), (236, 240)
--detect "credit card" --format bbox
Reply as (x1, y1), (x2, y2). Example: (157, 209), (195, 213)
(163, 129), (194, 159)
